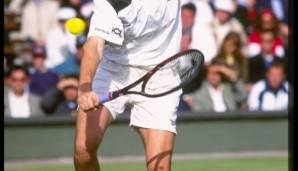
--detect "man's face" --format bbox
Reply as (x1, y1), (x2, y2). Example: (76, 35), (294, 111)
(216, 10), (231, 24)
(9, 70), (28, 94)
(32, 56), (45, 70)
(181, 8), (196, 29)
(64, 87), (78, 102)
(207, 65), (222, 87)
(261, 13), (275, 30)
(260, 32), (274, 54)
(266, 66), (285, 90)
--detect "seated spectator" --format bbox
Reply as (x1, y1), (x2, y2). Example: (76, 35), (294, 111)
(184, 62), (247, 112)
(29, 45), (60, 97)
(212, 31), (248, 83)
(41, 74), (79, 116)
(247, 60), (292, 111)
(45, 7), (78, 69)
(190, 19), (218, 65)
(209, 0), (248, 54)
(53, 32), (87, 76)
(4, 65), (45, 118)
(181, 2), (217, 64)
(255, 0), (288, 25)
(181, 2), (197, 34)
(247, 9), (285, 58)
(181, 0), (214, 25)
(248, 30), (286, 89)
(19, 0), (60, 46)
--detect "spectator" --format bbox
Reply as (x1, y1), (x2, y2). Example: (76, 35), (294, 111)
(209, 0), (247, 54)
(184, 62), (247, 112)
(247, 9), (285, 58)
(181, 2), (217, 64)
(45, 7), (78, 70)
(248, 30), (285, 87)
(247, 60), (292, 111)
(4, 65), (45, 118)
(181, 0), (214, 25)
(255, 0), (288, 24)
(53, 31), (87, 76)
(190, 16), (218, 64)
(28, 45), (60, 97)
(182, 1), (217, 64)
(41, 74), (79, 116)
(181, 2), (197, 34)
(19, 0), (60, 45)
(212, 31), (248, 83)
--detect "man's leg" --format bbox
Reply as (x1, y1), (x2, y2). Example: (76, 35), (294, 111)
(137, 128), (176, 171)
(74, 106), (113, 171)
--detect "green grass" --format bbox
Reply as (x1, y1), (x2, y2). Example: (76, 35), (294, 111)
(5, 156), (288, 171)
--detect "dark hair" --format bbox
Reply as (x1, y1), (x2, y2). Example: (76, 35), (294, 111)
(182, 3), (197, 14)
(260, 29), (276, 39)
(7, 65), (29, 78)
(255, 9), (280, 37)
(32, 45), (47, 58)
(266, 60), (286, 74)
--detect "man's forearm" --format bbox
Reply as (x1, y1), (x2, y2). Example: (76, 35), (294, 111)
(79, 37), (105, 93)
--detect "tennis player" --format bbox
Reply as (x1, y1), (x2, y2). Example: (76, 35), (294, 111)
(74, 0), (182, 171)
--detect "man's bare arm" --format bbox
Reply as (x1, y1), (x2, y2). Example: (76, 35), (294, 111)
(77, 36), (105, 110)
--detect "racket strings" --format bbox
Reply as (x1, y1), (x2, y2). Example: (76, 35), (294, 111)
(144, 52), (203, 95)
(176, 53), (202, 85)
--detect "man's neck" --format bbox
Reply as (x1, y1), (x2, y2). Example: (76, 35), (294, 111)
(13, 91), (25, 97)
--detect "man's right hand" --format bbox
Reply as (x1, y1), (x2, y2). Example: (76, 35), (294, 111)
(77, 91), (100, 111)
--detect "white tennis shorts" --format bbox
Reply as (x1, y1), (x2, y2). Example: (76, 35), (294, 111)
(92, 58), (182, 134)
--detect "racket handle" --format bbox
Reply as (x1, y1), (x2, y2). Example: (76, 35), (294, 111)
(98, 92), (114, 104)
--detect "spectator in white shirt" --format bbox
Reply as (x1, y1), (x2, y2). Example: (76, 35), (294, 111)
(184, 61), (248, 112)
(45, 7), (78, 69)
(247, 60), (292, 111)
(209, 0), (248, 55)
(4, 65), (45, 118)
(19, 0), (60, 45)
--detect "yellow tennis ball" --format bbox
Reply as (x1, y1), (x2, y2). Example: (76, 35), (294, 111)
(65, 18), (86, 35)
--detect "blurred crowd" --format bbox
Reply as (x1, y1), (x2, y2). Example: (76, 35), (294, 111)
(4, 0), (292, 119)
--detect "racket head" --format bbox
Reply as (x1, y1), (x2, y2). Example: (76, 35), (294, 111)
(98, 49), (204, 103)
(138, 49), (205, 97)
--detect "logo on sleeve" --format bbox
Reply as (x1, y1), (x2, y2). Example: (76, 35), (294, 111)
(170, 119), (176, 126)
(111, 27), (122, 38)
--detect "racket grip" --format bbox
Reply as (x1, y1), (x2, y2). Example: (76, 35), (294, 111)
(98, 92), (114, 104)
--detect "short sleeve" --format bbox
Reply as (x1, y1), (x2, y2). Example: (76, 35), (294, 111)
(87, 0), (124, 48)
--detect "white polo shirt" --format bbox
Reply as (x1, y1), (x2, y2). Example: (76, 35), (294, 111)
(248, 80), (289, 111)
(8, 90), (30, 118)
(87, 0), (182, 68)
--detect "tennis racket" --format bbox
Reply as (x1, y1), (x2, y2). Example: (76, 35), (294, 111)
(97, 49), (204, 104)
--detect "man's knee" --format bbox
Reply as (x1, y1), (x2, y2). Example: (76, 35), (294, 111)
(74, 141), (98, 163)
